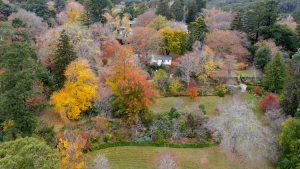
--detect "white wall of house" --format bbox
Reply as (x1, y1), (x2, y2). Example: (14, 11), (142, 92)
(150, 56), (172, 66)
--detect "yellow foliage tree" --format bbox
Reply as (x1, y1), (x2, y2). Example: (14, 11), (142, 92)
(65, 1), (83, 23)
(51, 59), (98, 120)
(58, 136), (85, 169)
(197, 46), (217, 82)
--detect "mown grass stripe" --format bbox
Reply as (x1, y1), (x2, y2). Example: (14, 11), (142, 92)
(91, 141), (218, 151)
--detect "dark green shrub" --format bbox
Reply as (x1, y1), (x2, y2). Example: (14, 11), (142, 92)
(216, 90), (225, 97)
(199, 104), (207, 115)
(102, 59), (108, 66)
(139, 109), (155, 127)
(33, 121), (56, 147)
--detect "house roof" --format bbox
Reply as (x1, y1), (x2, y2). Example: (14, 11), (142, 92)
(151, 55), (172, 60)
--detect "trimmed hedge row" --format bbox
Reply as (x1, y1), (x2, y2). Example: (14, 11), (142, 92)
(91, 141), (218, 151)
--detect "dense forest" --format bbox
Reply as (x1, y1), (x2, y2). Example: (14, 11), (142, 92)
(0, 0), (300, 168)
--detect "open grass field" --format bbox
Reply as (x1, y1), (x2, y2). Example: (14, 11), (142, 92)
(85, 146), (274, 169)
(150, 96), (230, 116)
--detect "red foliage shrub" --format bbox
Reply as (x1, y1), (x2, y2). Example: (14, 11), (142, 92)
(260, 93), (280, 112)
(254, 86), (262, 95)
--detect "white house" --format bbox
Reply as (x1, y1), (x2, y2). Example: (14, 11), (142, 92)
(150, 55), (172, 66)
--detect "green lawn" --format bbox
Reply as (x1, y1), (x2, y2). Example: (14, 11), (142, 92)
(86, 146), (274, 169)
(150, 96), (230, 116)
(243, 92), (271, 125)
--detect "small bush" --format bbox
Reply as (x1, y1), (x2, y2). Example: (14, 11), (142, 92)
(254, 86), (262, 95)
(199, 104), (207, 115)
(102, 59), (108, 66)
(90, 136), (100, 144)
(215, 84), (227, 97)
(104, 133), (113, 143)
(115, 132), (125, 142)
(139, 109), (155, 127)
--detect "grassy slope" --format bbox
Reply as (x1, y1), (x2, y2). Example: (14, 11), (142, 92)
(86, 146), (273, 169)
(150, 96), (230, 116)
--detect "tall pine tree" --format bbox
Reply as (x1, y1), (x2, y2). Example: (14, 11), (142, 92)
(156, 0), (172, 19)
(171, 0), (184, 21)
(186, 0), (206, 23)
(53, 30), (76, 90)
(83, 0), (112, 24)
(0, 42), (47, 141)
(264, 53), (288, 93)
(186, 16), (208, 51)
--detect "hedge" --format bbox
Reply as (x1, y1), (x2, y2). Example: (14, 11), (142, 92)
(91, 141), (218, 151)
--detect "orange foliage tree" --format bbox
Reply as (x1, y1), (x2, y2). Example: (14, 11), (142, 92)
(101, 38), (121, 59)
(51, 59), (98, 120)
(108, 46), (158, 123)
(187, 80), (198, 99)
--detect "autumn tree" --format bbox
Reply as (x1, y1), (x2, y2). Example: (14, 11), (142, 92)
(177, 42), (216, 85)
(101, 38), (121, 61)
(0, 42), (49, 140)
(38, 23), (100, 68)
(8, 9), (48, 39)
(169, 79), (182, 96)
(264, 53), (288, 93)
(53, 29), (76, 90)
(254, 46), (272, 70)
(203, 8), (233, 31)
(103, 8), (131, 39)
(147, 15), (170, 31)
(58, 132), (86, 169)
(205, 30), (249, 61)
(0, 137), (59, 169)
(187, 80), (198, 99)
(51, 59), (98, 120)
(177, 51), (199, 84)
(153, 69), (169, 96)
(135, 10), (156, 27)
(160, 28), (187, 55)
(65, 1), (83, 22)
(108, 51), (158, 123)
(126, 27), (162, 64)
